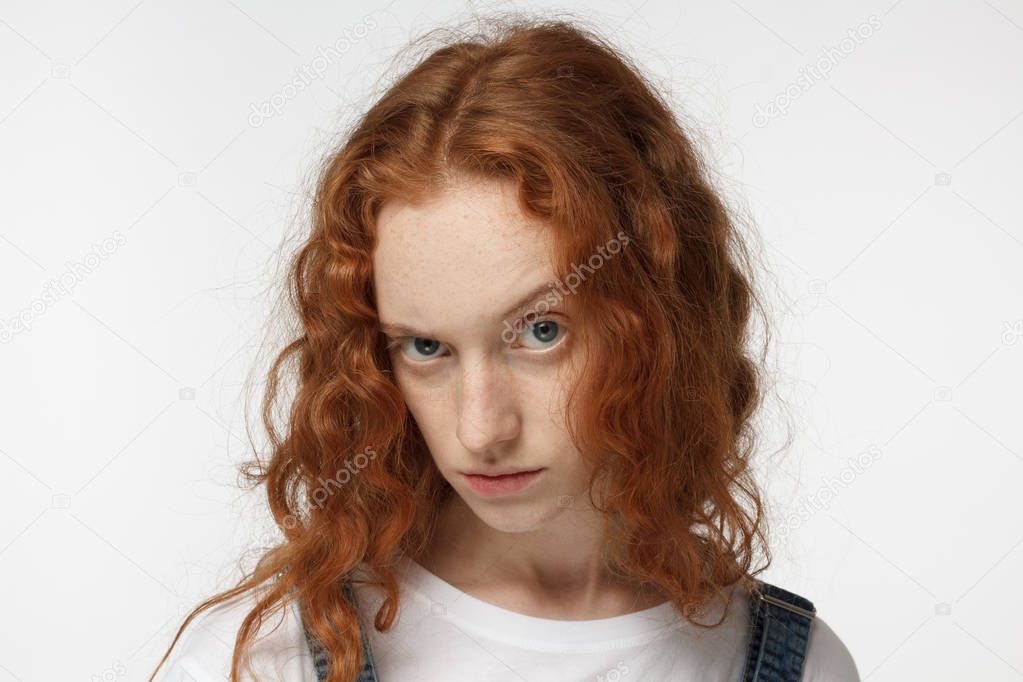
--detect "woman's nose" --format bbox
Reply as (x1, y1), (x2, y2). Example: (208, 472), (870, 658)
(454, 357), (521, 454)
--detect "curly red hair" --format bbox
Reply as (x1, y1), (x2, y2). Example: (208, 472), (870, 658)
(151, 14), (776, 682)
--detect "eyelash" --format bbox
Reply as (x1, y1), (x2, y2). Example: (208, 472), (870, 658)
(385, 317), (568, 363)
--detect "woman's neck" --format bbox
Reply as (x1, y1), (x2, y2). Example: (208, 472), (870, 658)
(414, 494), (669, 620)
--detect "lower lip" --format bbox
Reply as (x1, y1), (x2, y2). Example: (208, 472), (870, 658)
(462, 469), (545, 497)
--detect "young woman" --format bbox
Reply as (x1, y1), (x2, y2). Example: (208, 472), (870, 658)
(151, 16), (859, 682)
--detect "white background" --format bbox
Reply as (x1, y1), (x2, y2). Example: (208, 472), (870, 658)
(1, 1), (1021, 680)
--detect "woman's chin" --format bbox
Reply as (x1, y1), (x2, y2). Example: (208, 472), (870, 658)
(461, 496), (559, 534)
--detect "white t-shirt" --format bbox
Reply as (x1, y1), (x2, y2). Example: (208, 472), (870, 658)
(154, 557), (860, 681)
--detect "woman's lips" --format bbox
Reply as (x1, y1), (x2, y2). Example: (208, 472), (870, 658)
(462, 468), (546, 497)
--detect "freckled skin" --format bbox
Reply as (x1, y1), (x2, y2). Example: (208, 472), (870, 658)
(372, 176), (667, 619)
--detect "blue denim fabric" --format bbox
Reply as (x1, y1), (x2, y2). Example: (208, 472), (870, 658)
(301, 582), (379, 682)
(739, 580), (816, 681)
(301, 578), (814, 682)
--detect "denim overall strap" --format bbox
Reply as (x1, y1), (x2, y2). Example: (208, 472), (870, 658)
(739, 579), (816, 682)
(300, 581), (380, 682)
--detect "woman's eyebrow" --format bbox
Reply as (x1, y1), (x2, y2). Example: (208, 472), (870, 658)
(378, 280), (559, 338)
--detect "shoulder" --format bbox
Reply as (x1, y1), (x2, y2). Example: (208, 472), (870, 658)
(153, 587), (315, 682)
(802, 615), (860, 682)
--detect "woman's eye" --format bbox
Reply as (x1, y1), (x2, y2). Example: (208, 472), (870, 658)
(519, 319), (565, 350)
(396, 337), (447, 362)
(388, 319), (566, 362)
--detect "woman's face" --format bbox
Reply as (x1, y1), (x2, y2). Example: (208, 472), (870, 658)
(372, 176), (592, 533)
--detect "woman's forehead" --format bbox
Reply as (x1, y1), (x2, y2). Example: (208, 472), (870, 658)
(372, 179), (558, 334)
